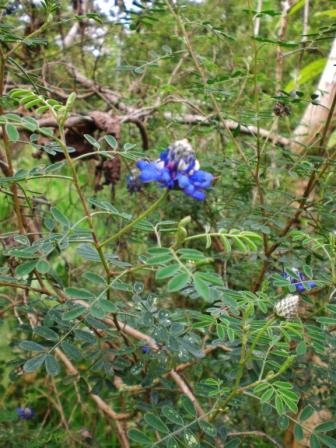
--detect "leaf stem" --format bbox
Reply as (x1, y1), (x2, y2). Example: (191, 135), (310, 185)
(99, 190), (168, 248)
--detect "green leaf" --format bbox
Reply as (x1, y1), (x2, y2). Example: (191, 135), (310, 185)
(23, 354), (46, 373)
(216, 323), (226, 340)
(36, 259), (50, 274)
(161, 405), (184, 426)
(65, 287), (94, 300)
(50, 207), (70, 228)
(310, 434), (321, 448)
(15, 260), (37, 277)
(21, 116), (38, 131)
(285, 58), (326, 92)
(317, 435), (336, 448)
(315, 317), (336, 326)
(62, 305), (86, 321)
(181, 430), (199, 447)
(144, 412), (169, 434)
(84, 134), (100, 149)
(177, 248), (205, 261)
(156, 263), (180, 280)
(231, 236), (248, 252)
(45, 354), (60, 376)
(220, 235), (232, 253)
(289, 0), (305, 15)
(82, 272), (106, 284)
(128, 429), (152, 445)
(166, 437), (180, 448)
(146, 253), (175, 265)
(279, 415), (289, 430)
(19, 340), (46, 352)
(260, 388), (274, 403)
(193, 272), (210, 300)
(180, 396), (196, 417)
(275, 396), (285, 415)
(34, 327), (59, 341)
(196, 271), (223, 286)
(198, 420), (217, 438)
(61, 341), (82, 361)
(5, 124), (20, 141)
(167, 272), (190, 292)
(300, 405), (315, 421)
(104, 135), (118, 149)
(90, 304), (106, 319)
(315, 421), (336, 433)
(225, 439), (241, 448)
(99, 299), (117, 313)
(294, 424), (304, 441)
(296, 340), (307, 355)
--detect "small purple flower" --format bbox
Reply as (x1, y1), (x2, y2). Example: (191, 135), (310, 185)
(16, 407), (35, 420)
(141, 345), (151, 354)
(281, 270), (317, 293)
(126, 171), (142, 193)
(136, 140), (213, 200)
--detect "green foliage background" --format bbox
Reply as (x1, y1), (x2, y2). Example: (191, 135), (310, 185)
(0, 0), (336, 447)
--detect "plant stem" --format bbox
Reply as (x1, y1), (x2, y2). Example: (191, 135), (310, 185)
(99, 190), (168, 248)
(56, 131), (110, 275)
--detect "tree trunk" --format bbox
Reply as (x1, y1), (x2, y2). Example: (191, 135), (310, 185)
(292, 37), (336, 152)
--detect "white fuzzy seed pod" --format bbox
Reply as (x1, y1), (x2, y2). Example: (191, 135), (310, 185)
(274, 294), (300, 320)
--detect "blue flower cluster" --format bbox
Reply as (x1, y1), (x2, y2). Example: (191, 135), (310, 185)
(16, 407), (35, 420)
(136, 140), (213, 200)
(282, 270), (317, 292)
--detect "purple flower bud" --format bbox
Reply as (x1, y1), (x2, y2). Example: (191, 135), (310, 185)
(16, 407), (35, 420)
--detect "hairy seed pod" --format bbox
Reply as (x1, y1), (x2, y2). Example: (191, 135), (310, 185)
(274, 294), (300, 319)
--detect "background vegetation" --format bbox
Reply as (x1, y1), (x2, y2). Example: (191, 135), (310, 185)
(0, 0), (336, 447)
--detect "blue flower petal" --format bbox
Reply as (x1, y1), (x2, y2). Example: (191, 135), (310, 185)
(160, 149), (169, 162)
(135, 142), (213, 200)
(177, 173), (191, 189)
(189, 170), (213, 189)
(190, 189), (206, 200)
(136, 160), (149, 170)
